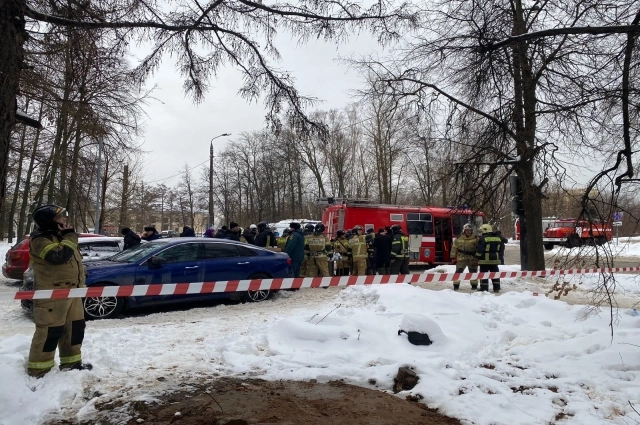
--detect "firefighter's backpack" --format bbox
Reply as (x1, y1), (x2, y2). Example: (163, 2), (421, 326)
(397, 329), (432, 346)
(397, 313), (445, 346)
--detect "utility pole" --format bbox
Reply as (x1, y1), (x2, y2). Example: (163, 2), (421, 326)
(119, 164), (129, 230)
(208, 133), (231, 229)
(209, 143), (214, 229)
(93, 132), (103, 234)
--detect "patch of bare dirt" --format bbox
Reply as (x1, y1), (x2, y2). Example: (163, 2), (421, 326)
(86, 378), (461, 425)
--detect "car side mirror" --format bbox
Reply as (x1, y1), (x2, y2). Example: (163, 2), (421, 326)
(149, 256), (167, 267)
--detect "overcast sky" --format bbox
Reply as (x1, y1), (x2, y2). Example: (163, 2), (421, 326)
(134, 33), (378, 187)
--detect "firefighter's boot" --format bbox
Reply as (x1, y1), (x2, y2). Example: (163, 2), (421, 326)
(479, 283), (489, 292)
(492, 283), (501, 293)
(60, 362), (93, 372)
(453, 283), (460, 291)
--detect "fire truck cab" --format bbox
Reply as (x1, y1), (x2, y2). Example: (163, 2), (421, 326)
(319, 199), (484, 267)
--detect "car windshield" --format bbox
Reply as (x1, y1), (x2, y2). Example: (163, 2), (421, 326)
(107, 241), (166, 263)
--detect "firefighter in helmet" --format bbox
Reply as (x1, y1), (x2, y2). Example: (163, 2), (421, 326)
(475, 223), (504, 292)
(450, 223), (479, 290)
(348, 225), (368, 275)
(301, 223), (316, 277)
(306, 223), (333, 277)
(27, 205), (92, 377)
(332, 229), (350, 276)
(390, 224), (410, 274)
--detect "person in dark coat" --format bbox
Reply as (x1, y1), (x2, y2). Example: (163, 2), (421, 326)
(243, 224), (257, 244)
(495, 230), (508, 265)
(214, 226), (227, 238)
(141, 225), (161, 241)
(373, 227), (392, 275)
(284, 222), (305, 277)
(254, 222), (276, 248)
(121, 227), (141, 250)
(223, 222), (241, 241)
(180, 226), (196, 237)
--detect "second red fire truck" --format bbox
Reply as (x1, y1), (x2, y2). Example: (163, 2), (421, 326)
(318, 198), (485, 267)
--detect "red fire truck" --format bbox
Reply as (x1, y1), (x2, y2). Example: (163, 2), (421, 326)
(542, 218), (612, 250)
(319, 199), (485, 266)
(514, 217), (557, 241)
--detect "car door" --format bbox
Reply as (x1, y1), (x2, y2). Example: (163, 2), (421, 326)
(199, 242), (261, 284)
(134, 242), (203, 306)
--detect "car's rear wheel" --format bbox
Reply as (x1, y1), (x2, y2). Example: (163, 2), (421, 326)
(243, 273), (274, 303)
(83, 283), (125, 320)
(543, 243), (554, 250)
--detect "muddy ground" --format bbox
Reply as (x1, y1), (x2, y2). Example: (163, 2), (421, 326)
(60, 378), (461, 425)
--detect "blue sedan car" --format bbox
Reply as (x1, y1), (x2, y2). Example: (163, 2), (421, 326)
(23, 238), (293, 319)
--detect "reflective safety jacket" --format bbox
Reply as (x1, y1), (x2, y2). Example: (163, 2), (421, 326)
(29, 229), (86, 290)
(451, 233), (478, 259)
(276, 236), (287, 250)
(306, 233), (333, 258)
(475, 233), (503, 265)
(333, 237), (350, 257)
(349, 235), (368, 259)
(391, 233), (409, 259)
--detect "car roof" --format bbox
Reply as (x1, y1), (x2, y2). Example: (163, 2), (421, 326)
(78, 236), (123, 244)
(148, 237), (278, 253)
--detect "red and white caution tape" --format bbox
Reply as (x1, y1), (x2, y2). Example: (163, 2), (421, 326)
(2, 267), (639, 301)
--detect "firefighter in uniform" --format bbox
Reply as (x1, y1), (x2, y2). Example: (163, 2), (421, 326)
(306, 223), (332, 277)
(365, 228), (376, 275)
(475, 223), (504, 292)
(349, 225), (368, 276)
(301, 223), (316, 277)
(277, 229), (290, 251)
(390, 224), (410, 275)
(450, 223), (479, 291)
(332, 230), (350, 276)
(27, 205), (92, 378)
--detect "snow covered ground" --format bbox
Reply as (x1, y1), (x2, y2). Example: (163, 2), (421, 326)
(1, 240), (640, 425)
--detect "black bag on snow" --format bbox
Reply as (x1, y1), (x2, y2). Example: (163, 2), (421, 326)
(398, 329), (432, 346)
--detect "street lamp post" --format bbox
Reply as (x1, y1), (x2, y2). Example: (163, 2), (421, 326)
(209, 133), (231, 229)
(93, 130), (104, 234)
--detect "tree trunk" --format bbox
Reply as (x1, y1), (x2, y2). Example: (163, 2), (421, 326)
(0, 0), (27, 221)
(511, 0), (544, 271)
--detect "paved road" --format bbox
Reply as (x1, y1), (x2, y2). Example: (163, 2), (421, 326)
(503, 244), (639, 269)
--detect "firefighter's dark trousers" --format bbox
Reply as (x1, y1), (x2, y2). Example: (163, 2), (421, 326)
(479, 264), (500, 289)
(390, 257), (410, 275)
(28, 298), (86, 377)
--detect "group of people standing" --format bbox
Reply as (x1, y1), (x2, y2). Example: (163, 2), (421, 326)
(282, 222), (413, 278)
(450, 223), (507, 293)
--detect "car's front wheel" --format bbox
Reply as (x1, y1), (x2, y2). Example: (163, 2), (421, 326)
(83, 284), (125, 320)
(243, 273), (274, 303)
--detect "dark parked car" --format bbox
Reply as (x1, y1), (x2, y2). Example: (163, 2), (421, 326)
(22, 238), (292, 319)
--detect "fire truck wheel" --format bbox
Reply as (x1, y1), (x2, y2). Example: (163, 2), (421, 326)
(566, 234), (580, 248)
(544, 243), (554, 251)
(596, 236), (607, 246)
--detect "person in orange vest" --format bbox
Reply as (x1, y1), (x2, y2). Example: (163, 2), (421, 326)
(348, 225), (368, 276)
